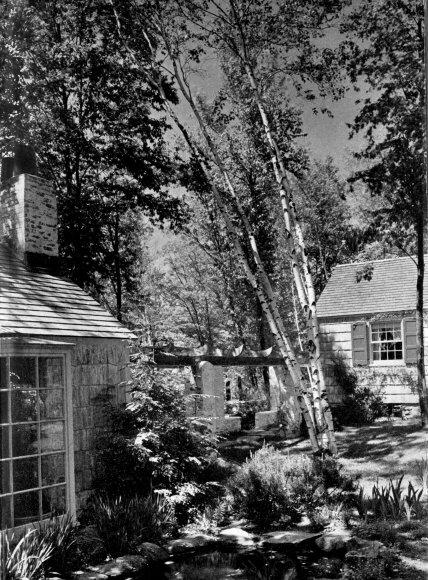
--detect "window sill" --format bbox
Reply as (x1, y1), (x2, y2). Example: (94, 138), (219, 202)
(369, 360), (406, 367)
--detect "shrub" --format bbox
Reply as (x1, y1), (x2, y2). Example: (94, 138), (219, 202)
(86, 493), (176, 557)
(353, 521), (398, 546)
(344, 547), (400, 580)
(331, 354), (386, 426)
(0, 529), (53, 580)
(229, 446), (325, 527)
(94, 360), (216, 497)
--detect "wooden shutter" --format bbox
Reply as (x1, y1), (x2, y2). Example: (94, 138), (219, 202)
(351, 321), (368, 365)
(404, 318), (417, 364)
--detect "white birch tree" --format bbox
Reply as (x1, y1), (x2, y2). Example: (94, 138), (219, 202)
(108, 0), (340, 453)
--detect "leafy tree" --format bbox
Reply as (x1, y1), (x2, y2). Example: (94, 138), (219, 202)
(295, 159), (358, 296)
(0, 0), (183, 317)
(340, 0), (428, 423)
(106, 0), (346, 452)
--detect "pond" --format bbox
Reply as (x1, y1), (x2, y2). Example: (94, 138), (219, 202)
(161, 546), (344, 579)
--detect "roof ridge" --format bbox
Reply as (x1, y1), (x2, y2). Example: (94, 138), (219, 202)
(334, 255), (423, 268)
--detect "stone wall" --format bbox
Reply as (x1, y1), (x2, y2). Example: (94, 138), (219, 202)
(71, 337), (129, 510)
(0, 173), (58, 257)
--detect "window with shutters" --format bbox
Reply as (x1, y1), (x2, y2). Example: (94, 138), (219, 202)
(0, 354), (74, 530)
(370, 321), (403, 362)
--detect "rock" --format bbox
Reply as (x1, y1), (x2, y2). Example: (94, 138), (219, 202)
(137, 542), (169, 564)
(316, 530), (352, 552)
(72, 569), (109, 580)
(99, 555), (147, 578)
(259, 530), (322, 550)
(218, 527), (256, 547)
(282, 567), (298, 580)
(166, 533), (218, 555)
(72, 555), (149, 579)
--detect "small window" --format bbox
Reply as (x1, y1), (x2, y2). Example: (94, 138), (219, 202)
(371, 321), (403, 362)
(0, 356), (70, 529)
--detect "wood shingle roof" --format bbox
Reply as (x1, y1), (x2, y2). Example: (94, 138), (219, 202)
(0, 247), (134, 339)
(317, 255), (428, 319)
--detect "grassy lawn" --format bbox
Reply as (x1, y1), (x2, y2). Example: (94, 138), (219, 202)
(272, 420), (428, 492)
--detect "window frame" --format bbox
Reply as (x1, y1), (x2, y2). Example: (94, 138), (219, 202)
(369, 319), (405, 366)
(0, 344), (75, 532)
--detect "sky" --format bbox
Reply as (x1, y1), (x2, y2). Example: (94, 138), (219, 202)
(150, 3), (370, 253)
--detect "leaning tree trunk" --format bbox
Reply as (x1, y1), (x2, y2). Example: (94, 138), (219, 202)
(108, 0), (332, 453)
(242, 61), (336, 454)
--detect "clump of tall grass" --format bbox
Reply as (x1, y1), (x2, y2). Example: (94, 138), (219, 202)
(87, 493), (176, 557)
(0, 514), (79, 579)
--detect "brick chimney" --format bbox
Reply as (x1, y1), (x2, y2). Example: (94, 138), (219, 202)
(0, 146), (59, 267)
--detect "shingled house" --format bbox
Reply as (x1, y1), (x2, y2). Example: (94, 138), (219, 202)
(0, 159), (134, 529)
(317, 256), (423, 411)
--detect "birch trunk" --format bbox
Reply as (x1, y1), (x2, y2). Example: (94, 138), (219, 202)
(242, 61), (337, 454)
(108, 0), (322, 452)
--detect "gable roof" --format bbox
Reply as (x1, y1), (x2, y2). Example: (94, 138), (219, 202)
(317, 255), (428, 319)
(0, 247), (135, 339)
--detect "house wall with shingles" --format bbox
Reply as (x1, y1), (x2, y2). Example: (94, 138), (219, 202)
(319, 315), (422, 406)
(71, 337), (129, 510)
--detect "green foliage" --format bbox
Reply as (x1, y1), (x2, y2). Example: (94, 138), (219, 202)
(0, 516), (79, 579)
(0, 529), (53, 580)
(353, 521), (398, 546)
(296, 159), (359, 296)
(340, 0), (424, 270)
(331, 354), (386, 426)
(229, 446), (326, 527)
(0, 0), (184, 312)
(344, 547), (400, 580)
(94, 360), (216, 497)
(413, 454), (428, 494)
(86, 494), (176, 558)
(36, 513), (79, 575)
(356, 477), (425, 522)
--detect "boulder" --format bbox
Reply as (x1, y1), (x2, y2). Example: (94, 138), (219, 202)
(316, 530), (352, 552)
(72, 568), (109, 580)
(259, 530), (322, 550)
(166, 533), (218, 555)
(282, 567), (298, 580)
(137, 542), (169, 564)
(72, 554), (155, 580)
(218, 527), (256, 547)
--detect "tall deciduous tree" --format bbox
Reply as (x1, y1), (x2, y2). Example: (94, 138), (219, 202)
(295, 159), (359, 296)
(108, 0), (343, 453)
(340, 0), (428, 425)
(0, 0), (183, 318)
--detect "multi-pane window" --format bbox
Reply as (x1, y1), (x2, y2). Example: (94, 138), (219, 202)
(371, 321), (403, 362)
(0, 356), (67, 529)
